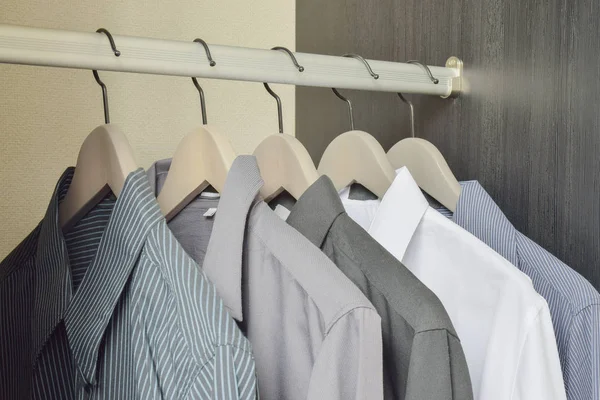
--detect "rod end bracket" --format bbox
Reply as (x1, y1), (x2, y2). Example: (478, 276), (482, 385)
(442, 56), (463, 99)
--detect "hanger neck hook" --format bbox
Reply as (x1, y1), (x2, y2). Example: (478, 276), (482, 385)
(263, 83), (283, 133)
(194, 38), (217, 66)
(330, 53), (377, 130)
(93, 28), (121, 124)
(397, 93), (415, 138)
(407, 60), (439, 84)
(191, 38), (217, 125)
(271, 46), (304, 72)
(331, 88), (355, 130)
(343, 53), (379, 79)
(263, 46), (304, 133)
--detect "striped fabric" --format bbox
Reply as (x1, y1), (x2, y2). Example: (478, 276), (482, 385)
(437, 181), (600, 400)
(0, 168), (257, 399)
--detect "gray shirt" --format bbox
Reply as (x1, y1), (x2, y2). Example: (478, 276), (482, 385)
(147, 156), (384, 400)
(0, 168), (257, 399)
(282, 175), (473, 400)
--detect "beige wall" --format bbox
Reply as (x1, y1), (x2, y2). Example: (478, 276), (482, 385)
(0, 1), (295, 259)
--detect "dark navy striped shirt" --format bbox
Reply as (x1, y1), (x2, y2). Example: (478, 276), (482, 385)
(437, 181), (600, 400)
(0, 168), (257, 399)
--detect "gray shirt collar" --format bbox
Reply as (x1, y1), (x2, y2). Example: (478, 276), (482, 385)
(33, 167), (163, 386)
(285, 175), (346, 248)
(202, 156), (264, 321)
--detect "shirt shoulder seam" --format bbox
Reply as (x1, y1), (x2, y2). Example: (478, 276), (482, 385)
(326, 303), (382, 335)
(414, 327), (462, 341)
(573, 302), (600, 316)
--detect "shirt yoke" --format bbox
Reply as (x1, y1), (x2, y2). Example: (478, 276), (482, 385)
(328, 214), (459, 336)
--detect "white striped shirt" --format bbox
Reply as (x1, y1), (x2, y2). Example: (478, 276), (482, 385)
(0, 168), (257, 399)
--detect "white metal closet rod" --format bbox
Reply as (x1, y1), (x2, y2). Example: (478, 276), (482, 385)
(0, 24), (461, 97)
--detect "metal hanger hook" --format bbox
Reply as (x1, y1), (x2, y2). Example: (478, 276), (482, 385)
(263, 83), (283, 133)
(263, 46), (303, 133)
(397, 93), (415, 138)
(96, 28), (121, 57)
(192, 78), (208, 125)
(93, 28), (120, 124)
(407, 60), (439, 84)
(193, 38), (217, 67)
(331, 88), (355, 131)
(191, 38), (216, 125)
(271, 46), (304, 72)
(343, 53), (379, 79)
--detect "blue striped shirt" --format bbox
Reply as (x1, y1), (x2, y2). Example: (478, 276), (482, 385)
(0, 168), (257, 399)
(437, 181), (600, 400)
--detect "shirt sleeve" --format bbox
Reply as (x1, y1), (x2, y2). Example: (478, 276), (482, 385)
(405, 330), (473, 400)
(565, 304), (600, 400)
(186, 344), (258, 400)
(306, 307), (383, 400)
(511, 305), (567, 400)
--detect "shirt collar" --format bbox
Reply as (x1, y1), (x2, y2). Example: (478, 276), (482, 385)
(202, 155), (263, 322)
(34, 168), (163, 387)
(452, 181), (518, 265)
(146, 158), (171, 196)
(33, 168), (74, 368)
(286, 175), (346, 248)
(366, 167), (429, 261)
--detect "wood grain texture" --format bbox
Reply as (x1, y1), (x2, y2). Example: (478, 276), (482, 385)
(296, 0), (600, 289)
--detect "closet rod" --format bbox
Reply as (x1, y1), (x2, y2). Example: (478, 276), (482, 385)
(0, 24), (462, 97)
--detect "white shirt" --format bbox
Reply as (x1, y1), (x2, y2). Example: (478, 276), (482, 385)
(339, 168), (566, 400)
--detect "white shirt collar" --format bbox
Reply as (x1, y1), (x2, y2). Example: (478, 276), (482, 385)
(368, 167), (428, 261)
(340, 167), (429, 261)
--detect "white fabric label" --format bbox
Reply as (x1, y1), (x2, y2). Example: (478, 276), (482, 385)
(273, 204), (291, 221)
(200, 192), (221, 199)
(203, 208), (218, 217)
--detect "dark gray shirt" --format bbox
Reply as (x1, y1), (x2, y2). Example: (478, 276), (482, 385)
(0, 168), (257, 399)
(283, 175), (473, 400)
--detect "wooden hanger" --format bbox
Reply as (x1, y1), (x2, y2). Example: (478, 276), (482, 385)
(317, 55), (396, 198)
(317, 85), (395, 198)
(157, 39), (236, 221)
(59, 29), (138, 231)
(252, 48), (319, 201)
(387, 88), (461, 212)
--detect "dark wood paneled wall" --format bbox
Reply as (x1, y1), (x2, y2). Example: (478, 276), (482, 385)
(296, 0), (600, 289)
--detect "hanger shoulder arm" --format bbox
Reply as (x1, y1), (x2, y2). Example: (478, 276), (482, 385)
(387, 138), (461, 211)
(157, 126), (236, 220)
(59, 124), (137, 230)
(253, 134), (319, 202)
(318, 130), (395, 198)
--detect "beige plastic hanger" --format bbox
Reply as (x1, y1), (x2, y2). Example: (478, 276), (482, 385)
(317, 54), (395, 198)
(59, 29), (138, 232)
(157, 39), (236, 221)
(387, 65), (461, 211)
(253, 47), (319, 202)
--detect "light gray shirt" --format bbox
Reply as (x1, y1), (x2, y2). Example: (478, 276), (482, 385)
(279, 176), (473, 400)
(0, 168), (257, 399)
(147, 156), (384, 400)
